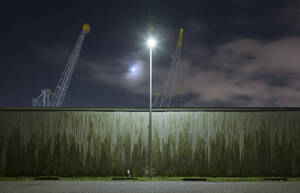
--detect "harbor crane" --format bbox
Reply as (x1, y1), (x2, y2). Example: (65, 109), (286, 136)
(32, 23), (91, 107)
(153, 28), (184, 107)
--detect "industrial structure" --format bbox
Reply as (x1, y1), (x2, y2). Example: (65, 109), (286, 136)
(32, 25), (183, 108)
(32, 23), (91, 107)
(153, 28), (184, 107)
(1, 107), (300, 176)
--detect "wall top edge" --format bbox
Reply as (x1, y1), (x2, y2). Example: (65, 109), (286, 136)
(1, 107), (300, 112)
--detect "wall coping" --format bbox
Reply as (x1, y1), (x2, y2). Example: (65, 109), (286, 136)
(1, 107), (300, 112)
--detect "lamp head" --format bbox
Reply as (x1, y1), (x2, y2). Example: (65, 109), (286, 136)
(147, 38), (156, 48)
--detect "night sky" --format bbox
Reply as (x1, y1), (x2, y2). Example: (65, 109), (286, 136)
(1, 0), (300, 107)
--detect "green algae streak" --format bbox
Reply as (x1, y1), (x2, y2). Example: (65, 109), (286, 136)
(0, 109), (300, 176)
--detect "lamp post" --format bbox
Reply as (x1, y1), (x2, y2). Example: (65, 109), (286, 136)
(147, 38), (156, 178)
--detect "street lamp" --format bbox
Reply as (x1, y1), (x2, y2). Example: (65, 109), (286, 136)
(147, 38), (156, 178)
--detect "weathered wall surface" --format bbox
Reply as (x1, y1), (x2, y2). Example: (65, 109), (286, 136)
(0, 110), (300, 176)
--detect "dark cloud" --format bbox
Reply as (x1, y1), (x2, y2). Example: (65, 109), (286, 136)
(280, 0), (300, 31)
(2, 1), (300, 107)
(182, 37), (300, 107)
(28, 28), (300, 107)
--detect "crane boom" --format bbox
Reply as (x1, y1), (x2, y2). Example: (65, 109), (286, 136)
(32, 23), (91, 107)
(153, 28), (184, 107)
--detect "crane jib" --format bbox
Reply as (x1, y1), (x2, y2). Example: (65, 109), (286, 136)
(32, 23), (91, 107)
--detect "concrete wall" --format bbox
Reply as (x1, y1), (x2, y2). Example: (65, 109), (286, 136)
(0, 109), (300, 176)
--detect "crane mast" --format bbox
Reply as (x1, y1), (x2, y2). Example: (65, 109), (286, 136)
(32, 23), (91, 107)
(153, 28), (184, 107)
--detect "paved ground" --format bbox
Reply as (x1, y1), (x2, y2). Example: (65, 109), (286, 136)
(0, 181), (300, 193)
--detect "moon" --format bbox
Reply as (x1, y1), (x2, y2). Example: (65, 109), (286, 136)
(131, 67), (136, 72)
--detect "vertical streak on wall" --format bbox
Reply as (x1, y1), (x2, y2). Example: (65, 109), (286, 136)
(0, 110), (300, 176)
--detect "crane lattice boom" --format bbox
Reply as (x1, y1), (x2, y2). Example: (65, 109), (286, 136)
(153, 28), (184, 107)
(32, 23), (91, 107)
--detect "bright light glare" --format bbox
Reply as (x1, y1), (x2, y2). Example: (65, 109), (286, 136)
(131, 67), (136, 72)
(147, 38), (156, 48)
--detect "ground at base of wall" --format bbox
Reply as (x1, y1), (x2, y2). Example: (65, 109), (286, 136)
(1, 177), (300, 181)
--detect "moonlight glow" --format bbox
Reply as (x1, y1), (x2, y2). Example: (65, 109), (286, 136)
(127, 63), (141, 78)
(131, 67), (136, 72)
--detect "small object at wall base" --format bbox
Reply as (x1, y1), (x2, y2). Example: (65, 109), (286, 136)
(182, 177), (207, 181)
(112, 177), (137, 180)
